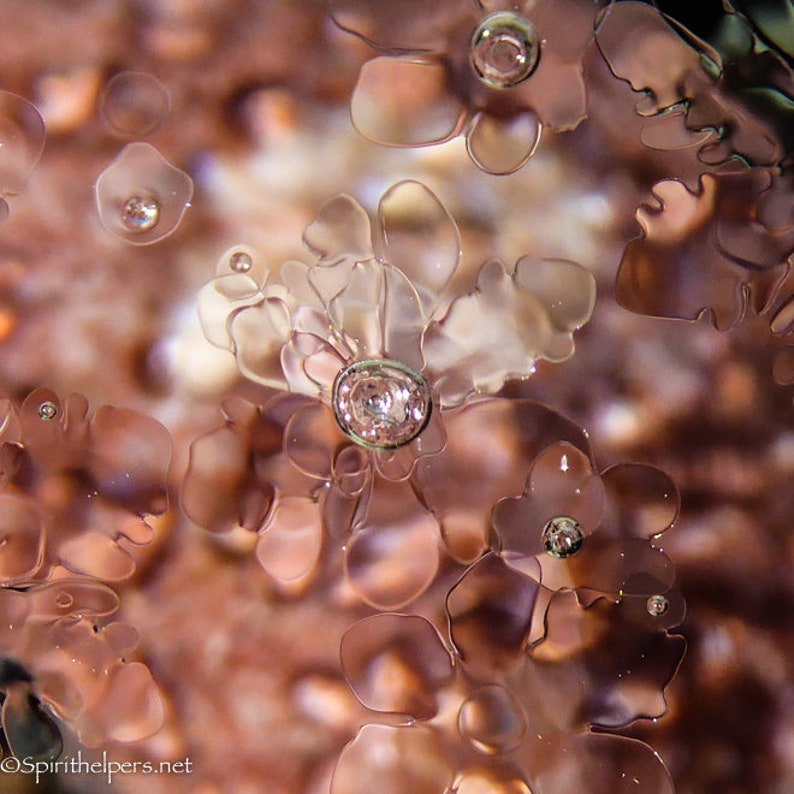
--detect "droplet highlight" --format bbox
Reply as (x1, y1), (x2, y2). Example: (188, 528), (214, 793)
(120, 195), (160, 233)
(100, 71), (170, 138)
(542, 516), (583, 558)
(229, 251), (253, 273)
(95, 142), (193, 246)
(646, 594), (670, 616)
(38, 401), (58, 421)
(470, 12), (540, 90)
(332, 359), (431, 450)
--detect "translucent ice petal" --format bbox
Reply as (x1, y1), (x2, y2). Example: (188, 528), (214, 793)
(351, 57), (466, 147)
(256, 496), (323, 583)
(601, 463), (680, 540)
(528, 731), (675, 794)
(423, 257), (594, 405)
(230, 297), (293, 388)
(340, 614), (453, 719)
(376, 180), (461, 317)
(344, 478), (440, 609)
(329, 0), (468, 52)
(596, 1), (711, 115)
(95, 142), (193, 245)
(285, 400), (346, 481)
(0, 495), (45, 583)
(331, 723), (453, 794)
(466, 110), (541, 175)
(303, 194), (373, 264)
(616, 172), (790, 330)
(446, 553), (540, 681)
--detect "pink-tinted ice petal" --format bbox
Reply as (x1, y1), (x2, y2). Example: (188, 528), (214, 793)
(458, 684), (529, 755)
(596, 1), (711, 116)
(466, 110), (541, 175)
(526, 731), (675, 794)
(256, 496), (323, 583)
(376, 180), (461, 318)
(197, 273), (264, 351)
(230, 297), (293, 388)
(345, 477), (440, 609)
(75, 662), (164, 747)
(331, 723), (454, 794)
(0, 495), (44, 583)
(340, 613), (453, 719)
(329, 0), (469, 52)
(601, 463), (680, 540)
(447, 553), (540, 681)
(285, 400), (347, 481)
(57, 530), (136, 581)
(351, 57), (466, 147)
(89, 405), (170, 517)
(303, 193), (373, 264)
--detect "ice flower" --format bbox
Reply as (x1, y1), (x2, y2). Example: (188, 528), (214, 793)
(0, 388), (171, 583)
(332, 575), (683, 794)
(329, 0), (614, 173)
(193, 181), (594, 606)
(491, 440), (681, 595)
(596, 1), (793, 168)
(0, 579), (163, 754)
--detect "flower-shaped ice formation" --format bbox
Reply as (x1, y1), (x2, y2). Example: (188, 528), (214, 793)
(0, 579), (163, 753)
(192, 181), (594, 604)
(491, 440), (681, 595)
(329, 0), (614, 173)
(200, 180), (594, 479)
(0, 388), (171, 583)
(332, 569), (684, 794)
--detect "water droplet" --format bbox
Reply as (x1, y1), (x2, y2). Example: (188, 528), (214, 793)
(120, 195), (160, 232)
(0, 91), (46, 196)
(38, 401), (58, 421)
(646, 594), (669, 616)
(542, 516), (583, 558)
(470, 11), (540, 90)
(100, 71), (170, 138)
(332, 359), (431, 450)
(95, 142), (193, 245)
(229, 250), (253, 273)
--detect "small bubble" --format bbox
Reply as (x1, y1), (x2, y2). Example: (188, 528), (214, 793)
(229, 250), (253, 273)
(38, 401), (58, 421)
(542, 516), (583, 558)
(100, 71), (170, 138)
(332, 359), (431, 450)
(55, 592), (74, 609)
(646, 594), (670, 616)
(120, 195), (160, 232)
(470, 11), (540, 90)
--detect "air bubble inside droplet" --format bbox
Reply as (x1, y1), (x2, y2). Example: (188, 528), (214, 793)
(95, 142), (193, 246)
(542, 516), (583, 558)
(470, 11), (540, 90)
(100, 71), (170, 138)
(229, 251), (253, 273)
(332, 359), (431, 450)
(646, 594), (669, 616)
(38, 401), (58, 421)
(120, 195), (160, 232)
